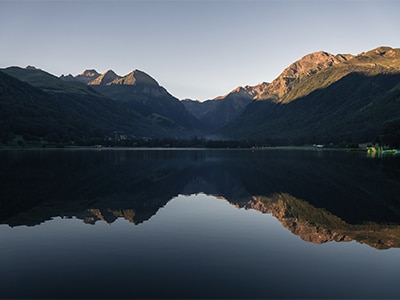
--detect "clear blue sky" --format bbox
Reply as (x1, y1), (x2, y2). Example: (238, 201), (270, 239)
(1, 0), (399, 100)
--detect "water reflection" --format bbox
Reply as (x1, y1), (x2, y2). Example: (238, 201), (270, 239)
(1, 149), (400, 249)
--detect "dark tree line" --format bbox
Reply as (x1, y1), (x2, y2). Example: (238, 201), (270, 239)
(375, 118), (400, 148)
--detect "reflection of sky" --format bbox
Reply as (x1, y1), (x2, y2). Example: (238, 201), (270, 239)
(1, 0), (399, 100)
(1, 194), (399, 299)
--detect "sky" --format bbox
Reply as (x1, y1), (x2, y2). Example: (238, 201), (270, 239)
(1, 0), (400, 101)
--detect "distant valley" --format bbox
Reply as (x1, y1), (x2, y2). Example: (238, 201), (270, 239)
(1, 46), (400, 146)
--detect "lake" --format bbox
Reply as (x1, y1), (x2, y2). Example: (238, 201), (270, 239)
(0, 148), (400, 299)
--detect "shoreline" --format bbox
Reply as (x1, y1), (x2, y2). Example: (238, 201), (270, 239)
(0, 145), (366, 152)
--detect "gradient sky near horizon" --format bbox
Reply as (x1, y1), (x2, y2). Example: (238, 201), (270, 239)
(1, 0), (400, 100)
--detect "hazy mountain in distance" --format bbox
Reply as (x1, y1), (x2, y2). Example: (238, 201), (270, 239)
(182, 82), (270, 131)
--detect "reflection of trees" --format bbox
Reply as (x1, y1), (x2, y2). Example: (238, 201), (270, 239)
(1, 149), (400, 248)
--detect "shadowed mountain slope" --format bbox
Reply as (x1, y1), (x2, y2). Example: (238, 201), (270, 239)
(0, 68), (190, 141)
(79, 69), (200, 131)
(220, 72), (400, 144)
(3, 66), (100, 96)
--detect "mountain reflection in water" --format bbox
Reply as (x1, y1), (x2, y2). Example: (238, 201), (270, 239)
(1, 148), (400, 249)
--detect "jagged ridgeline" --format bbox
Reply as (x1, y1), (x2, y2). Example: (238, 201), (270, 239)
(1, 46), (400, 145)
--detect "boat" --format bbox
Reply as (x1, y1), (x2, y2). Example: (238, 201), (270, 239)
(367, 146), (400, 156)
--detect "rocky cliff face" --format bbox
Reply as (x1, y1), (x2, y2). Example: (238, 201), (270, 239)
(238, 193), (400, 249)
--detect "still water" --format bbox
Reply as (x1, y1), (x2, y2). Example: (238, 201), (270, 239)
(0, 148), (400, 299)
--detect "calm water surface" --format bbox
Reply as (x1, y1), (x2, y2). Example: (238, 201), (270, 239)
(0, 148), (400, 299)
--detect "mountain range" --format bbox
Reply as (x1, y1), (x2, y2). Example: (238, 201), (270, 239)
(1, 46), (400, 145)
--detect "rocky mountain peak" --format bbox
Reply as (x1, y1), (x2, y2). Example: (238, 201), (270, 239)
(59, 74), (76, 82)
(282, 51), (350, 77)
(81, 69), (99, 77)
(242, 82), (270, 98)
(354, 46), (400, 70)
(257, 50), (353, 101)
(75, 69), (100, 84)
(88, 70), (119, 86)
(214, 82), (270, 101)
(112, 69), (159, 86)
